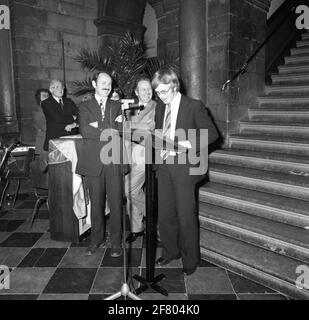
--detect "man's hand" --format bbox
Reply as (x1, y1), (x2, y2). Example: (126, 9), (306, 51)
(65, 123), (77, 132)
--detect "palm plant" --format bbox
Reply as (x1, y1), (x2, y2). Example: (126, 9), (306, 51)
(73, 32), (147, 98)
(72, 32), (179, 98)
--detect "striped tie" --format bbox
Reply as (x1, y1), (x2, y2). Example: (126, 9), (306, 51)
(100, 99), (106, 122)
(161, 103), (171, 160)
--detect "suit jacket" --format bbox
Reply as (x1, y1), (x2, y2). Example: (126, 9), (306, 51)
(154, 94), (219, 177)
(32, 107), (46, 155)
(75, 97), (128, 177)
(42, 96), (78, 151)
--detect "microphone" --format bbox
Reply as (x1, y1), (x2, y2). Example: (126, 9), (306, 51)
(121, 99), (145, 111)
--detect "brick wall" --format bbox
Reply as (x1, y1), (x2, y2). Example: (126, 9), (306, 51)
(11, 0), (98, 144)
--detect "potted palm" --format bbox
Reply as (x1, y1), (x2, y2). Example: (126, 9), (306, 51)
(72, 32), (179, 99)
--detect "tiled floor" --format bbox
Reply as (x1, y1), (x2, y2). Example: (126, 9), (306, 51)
(0, 194), (289, 300)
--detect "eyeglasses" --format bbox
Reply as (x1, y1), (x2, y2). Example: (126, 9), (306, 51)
(155, 86), (171, 97)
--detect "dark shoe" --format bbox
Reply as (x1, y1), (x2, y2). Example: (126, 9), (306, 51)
(86, 240), (106, 255)
(156, 255), (180, 266)
(182, 265), (198, 276)
(110, 245), (122, 258)
(126, 231), (144, 243)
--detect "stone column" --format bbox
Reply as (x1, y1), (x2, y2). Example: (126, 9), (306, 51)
(0, 1), (18, 134)
(179, 0), (207, 103)
(95, 0), (147, 48)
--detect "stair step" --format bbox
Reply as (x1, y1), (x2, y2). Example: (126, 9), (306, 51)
(199, 203), (309, 263)
(278, 64), (309, 74)
(272, 73), (309, 84)
(229, 134), (309, 156)
(249, 107), (309, 121)
(291, 46), (309, 55)
(199, 182), (309, 228)
(239, 121), (309, 137)
(285, 54), (309, 65)
(297, 39), (309, 47)
(258, 96), (309, 105)
(210, 149), (309, 174)
(265, 84), (309, 95)
(200, 230), (309, 299)
(210, 163), (309, 201)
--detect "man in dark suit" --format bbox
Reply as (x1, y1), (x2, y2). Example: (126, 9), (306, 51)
(42, 80), (78, 151)
(152, 67), (219, 276)
(75, 72), (124, 257)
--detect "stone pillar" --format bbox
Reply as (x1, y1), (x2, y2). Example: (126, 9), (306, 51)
(179, 0), (206, 102)
(0, 1), (18, 134)
(95, 0), (147, 48)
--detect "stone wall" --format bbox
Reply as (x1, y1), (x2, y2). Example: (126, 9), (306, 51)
(149, 0), (180, 62)
(207, 0), (269, 138)
(11, 0), (98, 144)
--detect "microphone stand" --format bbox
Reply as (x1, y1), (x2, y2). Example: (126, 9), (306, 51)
(104, 105), (141, 301)
(132, 133), (167, 296)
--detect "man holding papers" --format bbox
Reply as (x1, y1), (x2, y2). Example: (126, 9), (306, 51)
(152, 67), (219, 276)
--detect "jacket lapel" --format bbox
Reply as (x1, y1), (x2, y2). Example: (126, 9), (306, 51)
(89, 97), (103, 126)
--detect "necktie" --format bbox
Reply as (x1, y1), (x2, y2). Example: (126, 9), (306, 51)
(59, 98), (64, 110)
(161, 103), (171, 160)
(100, 99), (106, 122)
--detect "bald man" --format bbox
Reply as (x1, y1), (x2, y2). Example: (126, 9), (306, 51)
(76, 72), (125, 257)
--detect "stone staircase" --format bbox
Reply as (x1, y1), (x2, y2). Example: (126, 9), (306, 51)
(199, 30), (309, 299)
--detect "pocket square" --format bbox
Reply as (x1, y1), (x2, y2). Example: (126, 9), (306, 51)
(115, 115), (123, 123)
(89, 121), (98, 128)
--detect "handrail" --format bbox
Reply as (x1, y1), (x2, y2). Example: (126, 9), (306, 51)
(222, 5), (296, 91)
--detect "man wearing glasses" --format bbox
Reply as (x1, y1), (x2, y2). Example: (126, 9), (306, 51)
(152, 67), (219, 276)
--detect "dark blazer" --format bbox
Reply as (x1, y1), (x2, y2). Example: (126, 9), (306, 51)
(154, 94), (219, 177)
(42, 96), (78, 151)
(75, 97), (128, 177)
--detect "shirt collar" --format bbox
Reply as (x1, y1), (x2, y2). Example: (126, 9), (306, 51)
(169, 92), (181, 108)
(53, 95), (62, 103)
(95, 94), (107, 105)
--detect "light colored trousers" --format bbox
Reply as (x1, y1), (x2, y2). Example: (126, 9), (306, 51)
(125, 142), (146, 233)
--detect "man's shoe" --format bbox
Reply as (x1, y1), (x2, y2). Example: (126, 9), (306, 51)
(182, 265), (198, 276)
(86, 239), (106, 255)
(110, 245), (122, 258)
(156, 255), (180, 266)
(126, 231), (144, 243)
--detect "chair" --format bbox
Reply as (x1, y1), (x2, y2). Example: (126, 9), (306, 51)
(0, 140), (21, 210)
(28, 158), (49, 227)
(0, 148), (35, 210)
(30, 187), (49, 227)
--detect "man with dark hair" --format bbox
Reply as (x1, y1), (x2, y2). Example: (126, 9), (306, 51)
(152, 67), (219, 276)
(41, 80), (78, 151)
(76, 72), (124, 257)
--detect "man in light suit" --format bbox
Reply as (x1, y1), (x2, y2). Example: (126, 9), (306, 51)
(152, 67), (219, 276)
(125, 77), (156, 243)
(76, 72), (126, 257)
(42, 80), (78, 151)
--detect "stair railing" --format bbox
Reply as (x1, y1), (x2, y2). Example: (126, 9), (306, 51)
(221, 5), (297, 145)
(222, 6), (296, 92)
